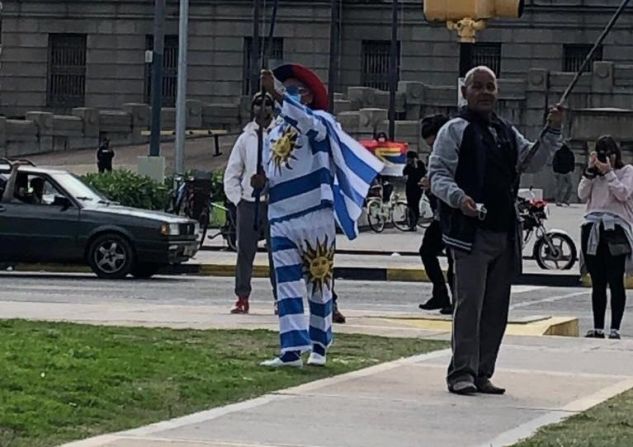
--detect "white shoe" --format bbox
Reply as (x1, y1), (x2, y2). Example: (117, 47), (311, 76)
(307, 352), (326, 367)
(260, 357), (303, 368)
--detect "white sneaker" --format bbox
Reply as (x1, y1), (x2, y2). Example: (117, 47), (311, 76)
(259, 357), (303, 368)
(307, 352), (326, 367)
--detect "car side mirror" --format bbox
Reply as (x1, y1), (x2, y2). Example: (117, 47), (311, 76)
(53, 195), (72, 210)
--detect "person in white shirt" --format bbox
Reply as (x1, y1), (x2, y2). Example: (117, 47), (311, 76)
(224, 93), (277, 314)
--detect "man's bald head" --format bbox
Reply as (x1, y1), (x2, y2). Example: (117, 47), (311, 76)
(464, 66), (497, 87)
(461, 66), (498, 115)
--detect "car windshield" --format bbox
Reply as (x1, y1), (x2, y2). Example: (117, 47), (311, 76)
(50, 173), (108, 203)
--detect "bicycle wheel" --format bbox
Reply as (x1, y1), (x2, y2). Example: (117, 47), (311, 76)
(366, 199), (385, 233)
(392, 201), (410, 231)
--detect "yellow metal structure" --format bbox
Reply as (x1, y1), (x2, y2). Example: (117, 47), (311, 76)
(423, 0), (524, 42)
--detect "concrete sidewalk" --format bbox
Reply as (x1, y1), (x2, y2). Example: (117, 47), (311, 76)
(61, 336), (633, 447)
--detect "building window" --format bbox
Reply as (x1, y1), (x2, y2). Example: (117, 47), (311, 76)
(47, 34), (87, 108)
(472, 42), (502, 76)
(361, 40), (400, 91)
(145, 35), (178, 107)
(563, 44), (602, 73)
(243, 37), (284, 96)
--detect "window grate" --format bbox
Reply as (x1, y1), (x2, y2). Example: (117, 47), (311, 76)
(563, 44), (602, 73)
(243, 37), (284, 96)
(47, 34), (86, 108)
(472, 43), (502, 76)
(145, 35), (179, 107)
(361, 40), (400, 91)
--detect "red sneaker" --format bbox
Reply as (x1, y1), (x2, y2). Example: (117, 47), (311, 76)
(230, 296), (250, 314)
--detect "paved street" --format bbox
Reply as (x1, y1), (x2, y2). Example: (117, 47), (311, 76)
(1, 273), (631, 338)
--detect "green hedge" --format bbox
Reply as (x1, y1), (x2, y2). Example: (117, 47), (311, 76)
(82, 169), (226, 211)
(82, 170), (169, 210)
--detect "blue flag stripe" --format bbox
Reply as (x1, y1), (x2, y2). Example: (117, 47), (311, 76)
(269, 168), (334, 204)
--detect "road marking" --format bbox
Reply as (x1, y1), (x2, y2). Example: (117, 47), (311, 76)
(510, 291), (588, 310)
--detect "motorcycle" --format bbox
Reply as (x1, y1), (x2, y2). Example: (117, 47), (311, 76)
(517, 196), (577, 270)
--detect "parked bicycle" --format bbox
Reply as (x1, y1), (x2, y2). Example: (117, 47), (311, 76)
(165, 175), (236, 251)
(365, 181), (410, 233)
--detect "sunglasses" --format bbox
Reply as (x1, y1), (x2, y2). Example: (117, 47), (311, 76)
(253, 100), (274, 107)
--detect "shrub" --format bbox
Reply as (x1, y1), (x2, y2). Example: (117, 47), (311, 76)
(82, 170), (169, 210)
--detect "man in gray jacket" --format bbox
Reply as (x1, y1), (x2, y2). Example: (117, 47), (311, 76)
(429, 66), (564, 395)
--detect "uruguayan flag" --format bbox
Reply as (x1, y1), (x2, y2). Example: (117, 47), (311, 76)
(265, 94), (383, 240)
(315, 112), (384, 240)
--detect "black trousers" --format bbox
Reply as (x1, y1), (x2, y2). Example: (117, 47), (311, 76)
(406, 189), (422, 229)
(419, 220), (454, 302)
(581, 225), (627, 330)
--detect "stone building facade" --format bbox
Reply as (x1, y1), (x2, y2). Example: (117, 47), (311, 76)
(1, 0), (632, 116)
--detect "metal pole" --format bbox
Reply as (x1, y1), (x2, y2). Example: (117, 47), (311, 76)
(175, 0), (189, 175)
(327, 0), (340, 113)
(518, 0), (631, 174)
(250, 0), (261, 96)
(149, 0), (166, 157)
(253, 0), (279, 232)
(388, 0), (398, 140)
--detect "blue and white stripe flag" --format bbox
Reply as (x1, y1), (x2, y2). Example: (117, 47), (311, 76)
(314, 111), (384, 240)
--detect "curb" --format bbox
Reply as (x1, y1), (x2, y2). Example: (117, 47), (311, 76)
(7, 262), (589, 288)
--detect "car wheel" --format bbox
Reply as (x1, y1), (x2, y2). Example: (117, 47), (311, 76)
(88, 233), (135, 279)
(132, 263), (161, 279)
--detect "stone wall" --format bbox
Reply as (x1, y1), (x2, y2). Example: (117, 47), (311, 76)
(2, 59), (633, 201)
(0, 100), (246, 157)
(2, 0), (633, 116)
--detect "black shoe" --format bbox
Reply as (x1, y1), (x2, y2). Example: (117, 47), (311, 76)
(419, 297), (450, 311)
(448, 381), (477, 395)
(333, 308), (346, 324)
(439, 305), (453, 315)
(585, 329), (605, 339)
(608, 330), (621, 340)
(476, 379), (506, 395)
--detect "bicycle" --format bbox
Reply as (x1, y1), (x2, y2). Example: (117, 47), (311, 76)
(164, 175), (236, 251)
(198, 200), (237, 252)
(365, 181), (410, 233)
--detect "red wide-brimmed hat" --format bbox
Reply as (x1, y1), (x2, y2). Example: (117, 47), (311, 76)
(273, 63), (329, 111)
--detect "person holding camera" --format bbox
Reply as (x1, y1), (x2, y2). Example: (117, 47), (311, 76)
(429, 66), (563, 395)
(578, 136), (633, 340)
(403, 151), (427, 231)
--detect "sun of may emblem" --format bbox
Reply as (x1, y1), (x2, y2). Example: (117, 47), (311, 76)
(302, 236), (335, 293)
(270, 126), (301, 172)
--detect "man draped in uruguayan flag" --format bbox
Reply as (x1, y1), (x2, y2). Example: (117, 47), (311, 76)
(254, 64), (383, 368)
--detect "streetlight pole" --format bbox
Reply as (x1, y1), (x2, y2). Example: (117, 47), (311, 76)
(175, 0), (189, 174)
(388, 0), (398, 140)
(250, 0), (261, 96)
(149, 0), (166, 157)
(327, 0), (340, 113)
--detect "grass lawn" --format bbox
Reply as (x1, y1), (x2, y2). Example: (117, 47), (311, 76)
(0, 319), (447, 447)
(514, 388), (633, 447)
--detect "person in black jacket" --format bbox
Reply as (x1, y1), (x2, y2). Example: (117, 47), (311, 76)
(96, 136), (114, 173)
(418, 114), (453, 315)
(403, 151), (426, 230)
(429, 66), (564, 396)
(552, 143), (575, 206)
